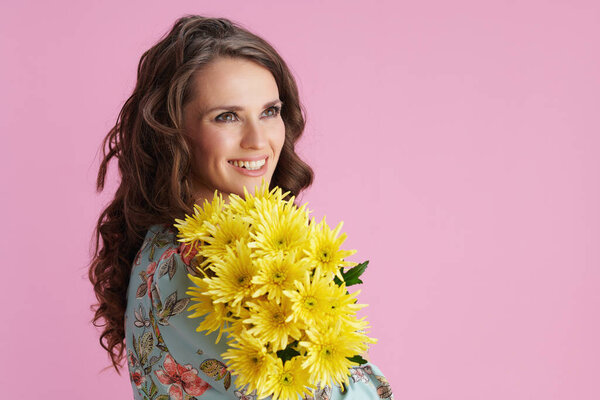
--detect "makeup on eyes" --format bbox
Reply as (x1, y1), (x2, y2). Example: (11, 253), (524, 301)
(205, 99), (283, 114)
(215, 105), (281, 123)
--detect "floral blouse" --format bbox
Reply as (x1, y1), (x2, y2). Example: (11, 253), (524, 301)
(125, 224), (394, 400)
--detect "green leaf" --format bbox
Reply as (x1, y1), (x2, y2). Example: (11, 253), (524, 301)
(140, 383), (151, 398)
(276, 344), (301, 363)
(224, 371), (231, 390)
(347, 354), (368, 365)
(163, 292), (177, 314)
(136, 282), (148, 298)
(168, 258), (177, 279)
(157, 343), (168, 352)
(334, 261), (369, 287)
(157, 257), (172, 279)
(155, 395), (170, 400)
(200, 359), (228, 380)
(171, 298), (190, 316)
(132, 334), (139, 359)
(139, 331), (154, 365)
(148, 355), (161, 366)
(150, 379), (158, 397)
(156, 239), (171, 247)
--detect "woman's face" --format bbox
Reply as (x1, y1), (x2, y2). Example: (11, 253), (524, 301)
(183, 57), (286, 202)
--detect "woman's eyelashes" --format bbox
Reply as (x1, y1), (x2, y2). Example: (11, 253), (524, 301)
(215, 105), (281, 123)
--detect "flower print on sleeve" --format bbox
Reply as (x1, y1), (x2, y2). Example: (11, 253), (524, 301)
(154, 353), (211, 400)
(349, 365), (371, 384)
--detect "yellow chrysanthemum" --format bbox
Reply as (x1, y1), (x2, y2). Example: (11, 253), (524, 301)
(174, 190), (224, 246)
(225, 306), (251, 339)
(249, 198), (311, 258)
(186, 275), (230, 342)
(228, 181), (291, 222)
(323, 283), (367, 322)
(222, 330), (277, 397)
(283, 272), (334, 324)
(305, 217), (357, 281)
(199, 210), (250, 266)
(247, 190), (296, 224)
(299, 319), (371, 388)
(252, 251), (311, 303)
(263, 357), (314, 400)
(206, 243), (258, 315)
(178, 183), (378, 399)
(244, 297), (303, 352)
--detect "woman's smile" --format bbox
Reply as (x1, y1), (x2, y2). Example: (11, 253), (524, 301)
(227, 156), (269, 175)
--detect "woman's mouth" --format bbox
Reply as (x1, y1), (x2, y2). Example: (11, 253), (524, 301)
(227, 158), (266, 170)
(227, 157), (268, 176)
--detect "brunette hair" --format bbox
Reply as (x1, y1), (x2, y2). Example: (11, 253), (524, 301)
(89, 15), (313, 371)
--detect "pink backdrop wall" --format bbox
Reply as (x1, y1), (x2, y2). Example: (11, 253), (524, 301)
(1, 0), (598, 398)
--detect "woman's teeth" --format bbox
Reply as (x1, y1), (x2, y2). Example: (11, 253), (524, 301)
(229, 159), (266, 170)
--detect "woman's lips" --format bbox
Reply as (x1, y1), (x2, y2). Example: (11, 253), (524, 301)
(228, 154), (268, 162)
(227, 157), (268, 177)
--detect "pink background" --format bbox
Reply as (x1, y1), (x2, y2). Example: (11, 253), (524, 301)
(1, 0), (599, 398)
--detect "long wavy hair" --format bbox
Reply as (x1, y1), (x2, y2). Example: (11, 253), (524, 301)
(89, 15), (313, 372)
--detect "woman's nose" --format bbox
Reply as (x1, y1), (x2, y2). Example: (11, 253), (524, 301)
(240, 119), (268, 149)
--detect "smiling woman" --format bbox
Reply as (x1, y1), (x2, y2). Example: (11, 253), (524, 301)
(183, 57), (286, 201)
(89, 15), (392, 400)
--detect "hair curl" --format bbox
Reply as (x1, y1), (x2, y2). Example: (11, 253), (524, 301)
(89, 15), (313, 372)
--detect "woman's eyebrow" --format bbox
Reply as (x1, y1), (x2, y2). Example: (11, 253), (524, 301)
(204, 99), (283, 114)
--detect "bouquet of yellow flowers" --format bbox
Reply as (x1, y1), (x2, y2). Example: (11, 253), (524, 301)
(174, 183), (376, 400)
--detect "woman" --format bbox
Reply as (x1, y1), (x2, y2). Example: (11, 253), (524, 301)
(89, 15), (393, 400)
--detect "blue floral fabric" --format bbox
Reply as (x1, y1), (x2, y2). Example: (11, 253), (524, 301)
(125, 224), (394, 400)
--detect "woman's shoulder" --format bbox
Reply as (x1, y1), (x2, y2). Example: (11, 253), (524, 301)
(141, 223), (178, 249)
(129, 224), (202, 301)
(132, 224), (194, 269)
(125, 224), (236, 398)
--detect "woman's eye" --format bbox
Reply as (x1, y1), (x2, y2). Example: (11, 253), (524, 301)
(215, 112), (237, 123)
(215, 106), (280, 123)
(263, 105), (281, 118)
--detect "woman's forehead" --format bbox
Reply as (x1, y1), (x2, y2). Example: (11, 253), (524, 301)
(190, 57), (279, 109)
